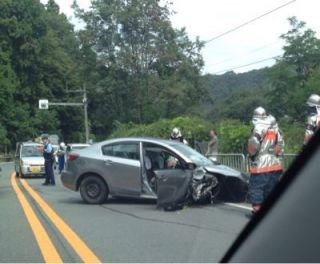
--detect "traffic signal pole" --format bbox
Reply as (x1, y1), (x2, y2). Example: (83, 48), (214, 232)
(83, 85), (89, 144)
(39, 85), (90, 144)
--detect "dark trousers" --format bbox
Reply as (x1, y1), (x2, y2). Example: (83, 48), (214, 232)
(44, 159), (55, 184)
(58, 155), (65, 174)
(249, 170), (282, 205)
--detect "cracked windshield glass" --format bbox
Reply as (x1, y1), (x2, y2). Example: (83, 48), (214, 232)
(0, 0), (319, 262)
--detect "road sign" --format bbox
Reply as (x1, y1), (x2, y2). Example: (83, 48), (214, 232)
(39, 99), (49, 109)
(38, 85), (90, 143)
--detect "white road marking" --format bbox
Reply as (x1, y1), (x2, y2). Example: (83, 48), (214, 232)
(224, 202), (252, 211)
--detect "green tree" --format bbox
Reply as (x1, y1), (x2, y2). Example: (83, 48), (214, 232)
(0, 0), (85, 148)
(73, 0), (205, 138)
(267, 17), (320, 122)
(42, 0), (85, 142)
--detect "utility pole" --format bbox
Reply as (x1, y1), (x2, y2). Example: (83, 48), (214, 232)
(83, 85), (89, 144)
(39, 84), (90, 143)
(65, 86), (90, 144)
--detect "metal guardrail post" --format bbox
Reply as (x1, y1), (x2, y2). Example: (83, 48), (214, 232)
(0, 155), (14, 162)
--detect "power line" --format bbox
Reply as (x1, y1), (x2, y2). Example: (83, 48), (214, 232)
(204, 0), (296, 45)
(211, 54), (282, 75)
(207, 39), (283, 67)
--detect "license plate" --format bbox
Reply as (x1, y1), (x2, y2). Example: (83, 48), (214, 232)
(31, 166), (41, 173)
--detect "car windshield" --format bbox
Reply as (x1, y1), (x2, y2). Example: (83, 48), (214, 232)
(170, 143), (213, 167)
(21, 145), (42, 157)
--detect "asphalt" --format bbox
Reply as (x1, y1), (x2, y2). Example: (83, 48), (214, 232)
(0, 162), (250, 263)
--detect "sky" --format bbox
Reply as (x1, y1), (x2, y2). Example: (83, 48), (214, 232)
(41, 0), (320, 75)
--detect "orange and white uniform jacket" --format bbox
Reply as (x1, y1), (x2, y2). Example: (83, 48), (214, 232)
(247, 117), (284, 174)
(304, 113), (320, 145)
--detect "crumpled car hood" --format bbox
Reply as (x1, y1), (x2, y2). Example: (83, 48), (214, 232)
(204, 164), (242, 178)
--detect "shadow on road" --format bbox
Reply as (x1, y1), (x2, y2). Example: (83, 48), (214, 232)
(57, 196), (157, 206)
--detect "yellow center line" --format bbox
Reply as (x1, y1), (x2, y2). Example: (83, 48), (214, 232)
(19, 178), (101, 263)
(10, 173), (62, 263)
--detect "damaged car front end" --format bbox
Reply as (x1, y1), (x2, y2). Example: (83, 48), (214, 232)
(154, 142), (248, 210)
(155, 165), (248, 211)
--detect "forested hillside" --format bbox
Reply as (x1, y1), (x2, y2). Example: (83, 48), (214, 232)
(206, 68), (272, 99)
(201, 68), (272, 122)
(202, 17), (320, 126)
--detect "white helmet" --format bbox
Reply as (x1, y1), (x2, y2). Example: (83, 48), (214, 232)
(60, 142), (66, 148)
(252, 107), (267, 126)
(253, 107), (267, 119)
(307, 94), (320, 108)
(171, 127), (182, 138)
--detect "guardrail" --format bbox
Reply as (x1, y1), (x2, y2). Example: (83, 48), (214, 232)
(214, 153), (297, 173)
(0, 154), (14, 162)
(194, 140), (298, 173)
(208, 153), (248, 172)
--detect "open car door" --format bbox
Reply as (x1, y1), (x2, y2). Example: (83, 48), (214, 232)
(155, 169), (193, 210)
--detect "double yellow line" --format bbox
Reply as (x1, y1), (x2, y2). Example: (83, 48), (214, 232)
(11, 173), (101, 263)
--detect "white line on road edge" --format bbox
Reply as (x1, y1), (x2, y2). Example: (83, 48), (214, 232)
(224, 202), (252, 211)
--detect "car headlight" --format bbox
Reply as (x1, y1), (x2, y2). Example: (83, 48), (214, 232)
(193, 167), (206, 180)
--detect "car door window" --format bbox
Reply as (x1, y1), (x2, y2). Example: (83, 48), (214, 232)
(143, 143), (183, 170)
(162, 151), (183, 169)
(102, 142), (140, 160)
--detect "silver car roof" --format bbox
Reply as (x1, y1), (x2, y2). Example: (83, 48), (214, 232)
(78, 137), (193, 163)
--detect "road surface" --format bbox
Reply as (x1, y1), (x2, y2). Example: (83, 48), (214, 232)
(0, 162), (250, 263)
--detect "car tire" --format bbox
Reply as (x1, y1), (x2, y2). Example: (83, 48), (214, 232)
(19, 169), (24, 178)
(15, 171), (19, 178)
(80, 175), (109, 204)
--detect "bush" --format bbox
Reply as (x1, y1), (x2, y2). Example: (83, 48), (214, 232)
(108, 117), (303, 154)
(280, 121), (305, 153)
(216, 120), (251, 153)
(109, 116), (213, 143)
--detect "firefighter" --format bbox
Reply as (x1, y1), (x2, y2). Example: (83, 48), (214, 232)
(170, 127), (188, 145)
(247, 107), (284, 215)
(304, 94), (320, 145)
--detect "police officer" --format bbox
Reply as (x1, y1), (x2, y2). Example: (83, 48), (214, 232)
(247, 107), (284, 214)
(304, 94), (320, 145)
(41, 135), (55, 186)
(170, 127), (188, 145)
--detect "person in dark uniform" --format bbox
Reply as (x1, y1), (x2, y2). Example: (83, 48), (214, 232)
(41, 135), (55, 186)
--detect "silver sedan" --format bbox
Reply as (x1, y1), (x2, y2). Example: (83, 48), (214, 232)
(61, 137), (248, 207)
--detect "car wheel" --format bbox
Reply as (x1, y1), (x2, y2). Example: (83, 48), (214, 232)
(80, 175), (109, 204)
(19, 169), (24, 178)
